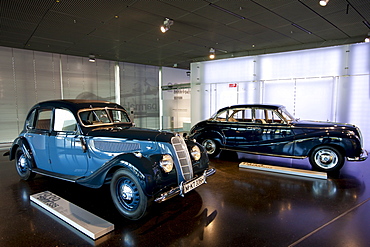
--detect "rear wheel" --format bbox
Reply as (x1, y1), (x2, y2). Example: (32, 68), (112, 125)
(202, 139), (220, 158)
(110, 169), (149, 220)
(309, 145), (344, 172)
(15, 147), (36, 180)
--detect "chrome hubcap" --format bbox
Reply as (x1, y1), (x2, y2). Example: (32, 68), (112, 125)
(117, 178), (140, 211)
(314, 149), (338, 169)
(17, 154), (28, 172)
(203, 140), (216, 154)
(121, 184), (134, 200)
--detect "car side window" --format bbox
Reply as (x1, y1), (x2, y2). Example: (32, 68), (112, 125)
(254, 109), (267, 124)
(53, 108), (77, 132)
(268, 110), (284, 124)
(35, 109), (52, 130)
(254, 109), (284, 124)
(230, 108), (253, 123)
(214, 110), (228, 121)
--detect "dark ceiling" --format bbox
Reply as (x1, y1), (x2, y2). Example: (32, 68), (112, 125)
(1, 0), (369, 69)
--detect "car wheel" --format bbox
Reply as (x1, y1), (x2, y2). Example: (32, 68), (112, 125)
(202, 139), (220, 158)
(15, 147), (36, 180)
(309, 145), (344, 172)
(110, 169), (148, 220)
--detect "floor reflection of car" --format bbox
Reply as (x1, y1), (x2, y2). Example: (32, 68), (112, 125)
(189, 104), (367, 173)
(5, 100), (215, 220)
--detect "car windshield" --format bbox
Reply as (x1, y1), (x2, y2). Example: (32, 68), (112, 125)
(79, 108), (131, 126)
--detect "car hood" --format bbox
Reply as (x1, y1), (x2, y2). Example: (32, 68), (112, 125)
(86, 126), (175, 142)
(292, 120), (356, 129)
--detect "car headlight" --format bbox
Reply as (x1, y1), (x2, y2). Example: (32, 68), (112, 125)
(160, 154), (174, 173)
(191, 145), (201, 161)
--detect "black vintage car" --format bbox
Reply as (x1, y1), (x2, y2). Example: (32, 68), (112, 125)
(189, 104), (367, 172)
(5, 100), (215, 220)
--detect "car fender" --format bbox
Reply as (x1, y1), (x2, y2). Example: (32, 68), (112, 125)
(8, 136), (31, 161)
(76, 153), (156, 195)
(190, 130), (225, 146)
(294, 136), (348, 157)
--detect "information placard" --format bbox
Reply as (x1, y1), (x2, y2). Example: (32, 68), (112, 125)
(239, 162), (327, 179)
(30, 191), (114, 240)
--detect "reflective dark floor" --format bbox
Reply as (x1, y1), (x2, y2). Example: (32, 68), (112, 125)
(1, 149), (370, 247)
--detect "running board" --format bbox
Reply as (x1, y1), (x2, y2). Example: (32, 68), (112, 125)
(32, 168), (83, 183)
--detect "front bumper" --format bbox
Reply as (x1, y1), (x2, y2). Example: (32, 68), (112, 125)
(347, 149), (368, 161)
(154, 168), (216, 203)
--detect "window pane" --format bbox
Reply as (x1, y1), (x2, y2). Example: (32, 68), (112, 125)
(54, 109), (77, 132)
(35, 109), (52, 130)
(215, 110), (228, 121)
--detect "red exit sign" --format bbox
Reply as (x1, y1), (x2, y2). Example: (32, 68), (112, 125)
(229, 83), (237, 88)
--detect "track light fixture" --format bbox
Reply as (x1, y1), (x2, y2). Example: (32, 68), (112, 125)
(160, 18), (174, 33)
(209, 48), (215, 59)
(365, 32), (370, 43)
(319, 0), (329, 6)
(89, 54), (96, 62)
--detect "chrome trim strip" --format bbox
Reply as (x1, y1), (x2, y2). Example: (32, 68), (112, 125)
(221, 148), (308, 159)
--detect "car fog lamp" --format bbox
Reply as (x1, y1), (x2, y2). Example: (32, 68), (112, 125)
(160, 154), (174, 173)
(191, 145), (201, 161)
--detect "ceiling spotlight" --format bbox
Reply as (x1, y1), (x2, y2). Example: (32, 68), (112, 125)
(160, 18), (174, 33)
(319, 0), (329, 6)
(365, 32), (370, 43)
(209, 48), (215, 59)
(89, 54), (96, 62)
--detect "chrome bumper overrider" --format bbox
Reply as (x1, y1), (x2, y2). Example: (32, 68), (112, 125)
(347, 149), (368, 161)
(154, 168), (216, 203)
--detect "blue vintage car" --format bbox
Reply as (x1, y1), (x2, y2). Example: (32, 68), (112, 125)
(189, 104), (367, 173)
(6, 100), (215, 220)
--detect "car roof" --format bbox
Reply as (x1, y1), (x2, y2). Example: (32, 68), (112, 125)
(32, 99), (125, 113)
(216, 104), (284, 113)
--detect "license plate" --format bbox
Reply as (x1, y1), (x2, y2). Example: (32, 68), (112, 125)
(183, 174), (206, 194)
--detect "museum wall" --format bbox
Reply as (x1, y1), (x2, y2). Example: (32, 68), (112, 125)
(0, 46), (164, 143)
(190, 42), (370, 150)
(161, 66), (191, 131)
(117, 62), (160, 129)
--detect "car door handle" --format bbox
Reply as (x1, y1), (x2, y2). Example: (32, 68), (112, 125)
(79, 137), (88, 153)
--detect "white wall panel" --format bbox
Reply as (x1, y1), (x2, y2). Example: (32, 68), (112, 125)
(0, 47), (20, 141)
(344, 75), (370, 150)
(294, 78), (335, 121)
(259, 46), (342, 80)
(263, 80), (296, 114)
(203, 57), (255, 83)
(161, 67), (190, 130)
(0, 48), (63, 142)
(348, 43), (370, 75)
(119, 62), (159, 129)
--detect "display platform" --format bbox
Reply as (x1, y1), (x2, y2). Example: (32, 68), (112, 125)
(239, 162), (327, 179)
(30, 191), (114, 240)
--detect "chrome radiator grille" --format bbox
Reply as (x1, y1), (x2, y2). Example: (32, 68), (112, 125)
(171, 136), (193, 180)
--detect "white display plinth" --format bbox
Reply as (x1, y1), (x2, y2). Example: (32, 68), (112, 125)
(239, 162), (327, 179)
(30, 191), (114, 240)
